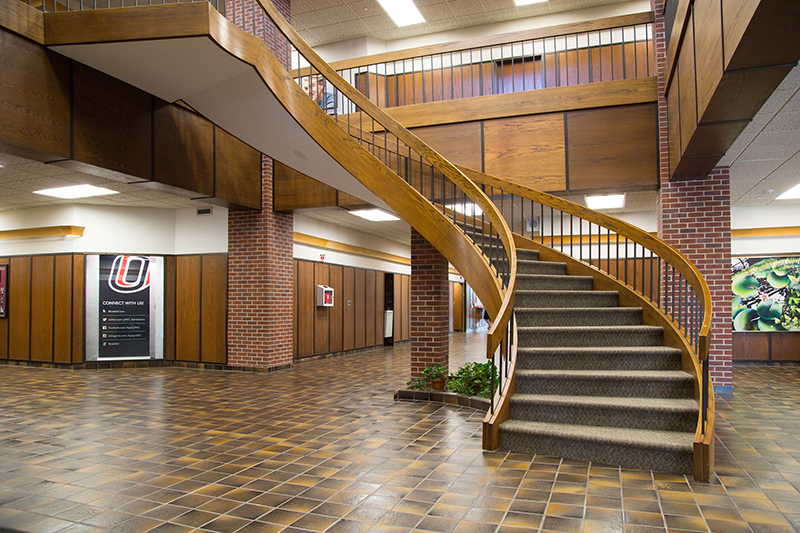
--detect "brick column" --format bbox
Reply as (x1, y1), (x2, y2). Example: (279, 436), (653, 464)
(652, 0), (732, 391)
(658, 170), (733, 391)
(227, 158), (294, 370)
(224, 0), (293, 370)
(410, 228), (450, 379)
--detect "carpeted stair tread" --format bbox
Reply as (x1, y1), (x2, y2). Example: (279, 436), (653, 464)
(518, 325), (663, 347)
(516, 290), (618, 308)
(497, 420), (695, 474)
(517, 261), (566, 275)
(516, 274), (593, 291)
(514, 369), (693, 398)
(517, 346), (682, 370)
(509, 394), (698, 432)
(516, 307), (642, 327)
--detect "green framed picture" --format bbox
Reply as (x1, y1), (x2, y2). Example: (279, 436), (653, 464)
(732, 256), (800, 332)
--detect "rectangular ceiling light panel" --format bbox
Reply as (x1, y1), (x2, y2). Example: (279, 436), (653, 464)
(377, 0), (425, 27)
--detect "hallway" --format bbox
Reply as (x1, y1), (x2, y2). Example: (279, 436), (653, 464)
(0, 333), (797, 532)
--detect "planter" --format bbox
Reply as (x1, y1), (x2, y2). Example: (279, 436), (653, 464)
(432, 377), (446, 391)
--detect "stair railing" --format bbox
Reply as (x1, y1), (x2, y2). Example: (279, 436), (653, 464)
(458, 167), (713, 458)
(245, 0), (519, 386)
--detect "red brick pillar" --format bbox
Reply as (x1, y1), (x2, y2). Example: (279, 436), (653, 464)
(410, 228), (450, 379)
(224, 0), (293, 370)
(227, 158), (294, 370)
(651, 0), (732, 391)
(658, 170), (733, 391)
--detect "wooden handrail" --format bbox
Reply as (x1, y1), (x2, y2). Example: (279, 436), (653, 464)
(459, 164), (711, 347)
(319, 12), (655, 73)
(255, 0), (516, 320)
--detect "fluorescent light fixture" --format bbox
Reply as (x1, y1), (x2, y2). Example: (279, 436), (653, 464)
(446, 203), (483, 217)
(585, 194), (625, 210)
(34, 184), (119, 199)
(350, 209), (400, 222)
(514, 0), (548, 5)
(776, 184), (800, 200)
(376, 0), (425, 27)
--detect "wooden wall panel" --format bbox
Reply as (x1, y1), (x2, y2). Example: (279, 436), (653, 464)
(667, 80), (682, 177)
(30, 255), (54, 362)
(0, 258), (8, 359)
(453, 282), (464, 332)
(175, 256), (201, 362)
(355, 268), (366, 349)
(9, 256), (31, 360)
(154, 102), (214, 197)
(394, 273), (402, 342)
(366, 270), (376, 346)
(72, 254), (84, 363)
(343, 267), (355, 351)
(293, 260), (298, 358)
(732, 332), (769, 361)
(770, 334), (800, 361)
(692, 0), (723, 120)
(164, 256), (176, 361)
(200, 255), (227, 364)
(484, 113), (566, 192)
(72, 62), (153, 181)
(566, 104), (657, 191)
(0, 28), (70, 161)
(329, 264), (343, 353)
(449, 282), (454, 333)
(314, 262), (330, 355)
(676, 24), (696, 156)
(410, 122), (482, 170)
(401, 274), (410, 341)
(214, 126), (262, 210)
(297, 260), (315, 357)
(53, 255), (72, 364)
(274, 161), (337, 212)
(376, 272), (384, 342)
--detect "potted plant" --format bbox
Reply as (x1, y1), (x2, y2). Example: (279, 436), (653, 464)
(406, 364), (448, 391)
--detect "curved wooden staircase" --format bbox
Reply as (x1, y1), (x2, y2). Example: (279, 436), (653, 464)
(22, 0), (714, 480)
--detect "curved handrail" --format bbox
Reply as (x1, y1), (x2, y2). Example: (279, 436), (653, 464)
(251, 0), (518, 366)
(458, 165), (713, 477)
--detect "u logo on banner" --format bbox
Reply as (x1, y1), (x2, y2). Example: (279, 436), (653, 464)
(108, 255), (151, 294)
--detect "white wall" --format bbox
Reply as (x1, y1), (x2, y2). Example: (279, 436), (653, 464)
(293, 214), (411, 274)
(731, 205), (800, 257)
(0, 204), (228, 256)
(315, 0), (651, 63)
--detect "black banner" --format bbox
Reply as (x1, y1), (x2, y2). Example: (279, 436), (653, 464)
(99, 255), (151, 358)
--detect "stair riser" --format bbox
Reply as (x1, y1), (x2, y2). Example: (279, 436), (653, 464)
(508, 401), (697, 432)
(497, 430), (693, 475)
(514, 375), (694, 398)
(518, 328), (663, 347)
(515, 292), (618, 308)
(516, 276), (593, 291)
(517, 261), (565, 275)
(516, 309), (642, 327)
(516, 350), (682, 371)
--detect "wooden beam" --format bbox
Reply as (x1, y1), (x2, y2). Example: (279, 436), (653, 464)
(731, 226), (800, 239)
(0, 0), (44, 44)
(0, 226), (85, 240)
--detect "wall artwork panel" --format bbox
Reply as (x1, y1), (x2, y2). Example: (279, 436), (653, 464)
(732, 256), (800, 332)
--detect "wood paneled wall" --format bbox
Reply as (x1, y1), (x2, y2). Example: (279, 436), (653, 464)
(0, 26), (261, 210)
(275, 103), (657, 212)
(354, 42), (651, 109)
(733, 332), (800, 362)
(294, 259), (407, 359)
(164, 254), (228, 364)
(0, 254), (84, 363)
(664, 0), (800, 179)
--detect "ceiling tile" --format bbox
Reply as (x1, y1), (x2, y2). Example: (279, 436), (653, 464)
(455, 12), (490, 27)
(764, 111), (800, 133)
(418, 3), (455, 21)
(294, 10), (331, 30)
(320, 5), (359, 24)
(359, 14), (398, 32)
(486, 7), (519, 23)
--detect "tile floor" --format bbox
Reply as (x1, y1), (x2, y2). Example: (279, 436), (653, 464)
(0, 332), (798, 533)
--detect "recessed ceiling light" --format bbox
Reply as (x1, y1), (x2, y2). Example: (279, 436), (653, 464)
(34, 184), (119, 199)
(514, 0), (548, 5)
(765, 189), (774, 193)
(350, 209), (400, 222)
(776, 184), (800, 200)
(376, 0), (425, 27)
(585, 194), (625, 210)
